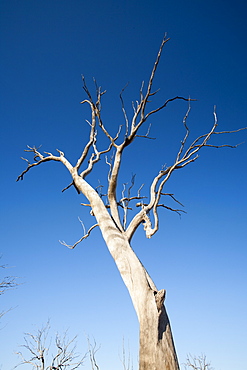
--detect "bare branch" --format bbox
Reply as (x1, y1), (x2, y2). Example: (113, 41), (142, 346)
(118, 175), (148, 229)
(77, 78), (109, 173)
(105, 153), (114, 182)
(121, 195), (147, 204)
(160, 193), (185, 207)
(59, 220), (99, 249)
(81, 75), (94, 103)
(120, 338), (133, 370)
(120, 37), (196, 148)
(121, 182), (129, 229)
(126, 107), (246, 240)
(75, 100), (97, 172)
(80, 137), (112, 179)
(62, 181), (80, 194)
(139, 81), (145, 103)
(156, 203), (186, 216)
(87, 337), (100, 370)
(146, 35), (169, 97)
(107, 147), (125, 231)
(0, 274), (18, 295)
(113, 124), (123, 141)
(15, 323), (86, 369)
(129, 37), (171, 133)
(184, 354), (214, 370)
(120, 83), (130, 138)
(176, 102), (191, 161)
(145, 96), (196, 119)
(95, 182), (107, 200)
(213, 126), (247, 135)
(136, 123), (156, 140)
(17, 147), (73, 182)
(0, 261), (19, 318)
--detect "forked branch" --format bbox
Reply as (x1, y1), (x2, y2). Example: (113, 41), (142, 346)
(126, 107), (247, 240)
(16, 146), (73, 182)
(59, 219), (99, 249)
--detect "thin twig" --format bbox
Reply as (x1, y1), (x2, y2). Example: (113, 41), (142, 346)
(59, 222), (98, 249)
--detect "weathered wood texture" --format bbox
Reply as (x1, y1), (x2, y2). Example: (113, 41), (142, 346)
(73, 175), (180, 370)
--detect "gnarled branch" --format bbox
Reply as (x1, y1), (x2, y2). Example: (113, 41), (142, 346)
(16, 146), (73, 182)
(126, 106), (246, 240)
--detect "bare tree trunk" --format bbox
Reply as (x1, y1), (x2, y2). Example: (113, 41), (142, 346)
(103, 227), (179, 370)
(74, 176), (179, 370)
(73, 176), (179, 370)
(108, 238), (179, 370)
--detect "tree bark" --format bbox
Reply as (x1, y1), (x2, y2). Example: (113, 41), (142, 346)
(107, 236), (179, 370)
(74, 174), (180, 370)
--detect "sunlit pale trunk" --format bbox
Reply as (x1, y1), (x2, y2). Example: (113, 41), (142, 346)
(74, 175), (180, 370)
(104, 233), (180, 370)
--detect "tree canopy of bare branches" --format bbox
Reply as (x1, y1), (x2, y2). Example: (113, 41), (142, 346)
(15, 322), (86, 370)
(17, 36), (246, 370)
(184, 354), (214, 370)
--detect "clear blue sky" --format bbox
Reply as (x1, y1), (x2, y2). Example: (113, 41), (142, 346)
(1, 1), (247, 369)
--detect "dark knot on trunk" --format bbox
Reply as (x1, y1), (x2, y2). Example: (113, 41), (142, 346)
(154, 289), (166, 312)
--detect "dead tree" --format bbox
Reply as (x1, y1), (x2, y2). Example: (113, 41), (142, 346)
(184, 354), (214, 370)
(15, 322), (86, 369)
(17, 36), (246, 370)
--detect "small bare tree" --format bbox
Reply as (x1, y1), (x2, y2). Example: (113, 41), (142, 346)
(87, 338), (100, 370)
(120, 338), (134, 370)
(17, 35), (246, 369)
(15, 322), (86, 369)
(184, 354), (214, 370)
(0, 260), (18, 319)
